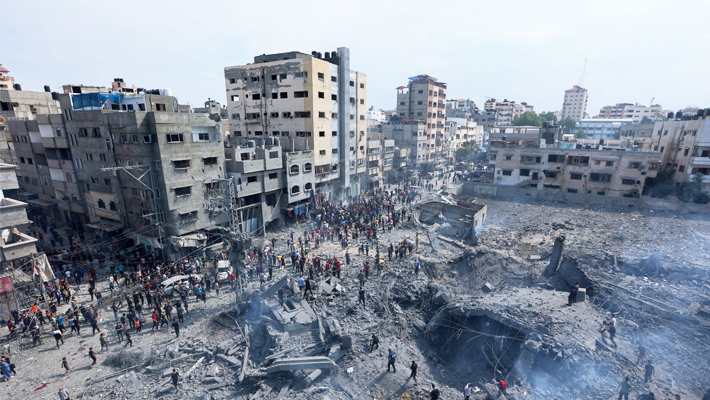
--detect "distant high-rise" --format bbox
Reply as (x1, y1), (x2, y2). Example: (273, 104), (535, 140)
(561, 85), (587, 120)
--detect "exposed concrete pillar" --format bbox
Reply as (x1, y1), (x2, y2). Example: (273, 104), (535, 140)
(544, 235), (565, 277)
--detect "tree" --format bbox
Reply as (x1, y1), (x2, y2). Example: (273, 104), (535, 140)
(574, 129), (587, 139)
(539, 112), (558, 124)
(512, 111), (543, 127)
(455, 148), (473, 160)
(559, 117), (577, 133)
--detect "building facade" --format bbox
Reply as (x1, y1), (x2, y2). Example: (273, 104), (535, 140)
(576, 119), (632, 140)
(367, 106), (386, 128)
(651, 117), (710, 191)
(561, 85), (588, 120)
(395, 75), (447, 165)
(224, 48), (367, 201)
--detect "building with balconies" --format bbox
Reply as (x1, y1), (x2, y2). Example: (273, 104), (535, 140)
(651, 116), (710, 192)
(0, 163), (36, 263)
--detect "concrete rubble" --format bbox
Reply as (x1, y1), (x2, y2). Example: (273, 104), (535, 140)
(7, 185), (710, 400)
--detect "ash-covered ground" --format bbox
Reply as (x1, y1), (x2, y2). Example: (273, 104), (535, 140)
(4, 187), (710, 400)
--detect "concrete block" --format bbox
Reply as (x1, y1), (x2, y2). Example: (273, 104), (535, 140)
(482, 282), (495, 293)
(576, 288), (586, 302)
(266, 357), (337, 373)
(433, 290), (450, 305)
(340, 335), (352, 349)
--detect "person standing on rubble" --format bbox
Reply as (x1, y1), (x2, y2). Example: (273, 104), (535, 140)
(572, 282), (580, 303)
(407, 361), (418, 386)
(359, 287), (366, 307)
(387, 348), (396, 373)
(643, 361), (654, 383)
(415, 259), (420, 275)
(637, 392), (654, 400)
(636, 345), (646, 365)
(617, 376), (633, 400)
(358, 270), (366, 288)
(172, 319), (180, 338)
(370, 334), (379, 351)
(463, 383), (473, 399)
(171, 368), (180, 391)
(429, 383), (441, 400)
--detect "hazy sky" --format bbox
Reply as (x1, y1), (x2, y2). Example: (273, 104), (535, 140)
(2, 0), (708, 115)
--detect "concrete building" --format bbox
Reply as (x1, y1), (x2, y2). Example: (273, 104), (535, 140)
(7, 82), (226, 258)
(382, 121), (427, 166)
(446, 118), (484, 149)
(0, 163), (36, 263)
(367, 106), (386, 128)
(514, 102), (534, 117)
(651, 117), (710, 191)
(484, 99), (515, 126)
(619, 123), (655, 151)
(395, 75), (447, 165)
(224, 48), (367, 202)
(561, 85), (588, 120)
(575, 119), (632, 141)
(488, 131), (661, 197)
(446, 99), (476, 111)
(598, 103), (664, 122)
(598, 103), (633, 119)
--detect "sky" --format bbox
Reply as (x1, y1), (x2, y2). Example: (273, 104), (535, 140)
(2, 0), (709, 116)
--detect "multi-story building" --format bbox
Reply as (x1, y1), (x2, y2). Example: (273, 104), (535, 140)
(561, 85), (588, 120)
(7, 83), (226, 258)
(0, 163), (36, 263)
(598, 103), (664, 122)
(488, 131), (661, 197)
(395, 75), (447, 165)
(446, 99), (476, 111)
(367, 106), (386, 128)
(514, 102), (534, 117)
(598, 103), (632, 119)
(446, 118), (484, 150)
(651, 116), (710, 191)
(382, 121), (427, 166)
(619, 123), (655, 151)
(224, 48), (367, 202)
(484, 99), (516, 126)
(576, 119), (632, 140)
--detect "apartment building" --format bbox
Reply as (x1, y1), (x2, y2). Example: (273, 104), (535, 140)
(598, 103), (664, 122)
(367, 106), (386, 128)
(484, 99), (515, 126)
(488, 130), (661, 197)
(651, 117), (710, 191)
(514, 102), (534, 117)
(446, 118), (484, 149)
(576, 119), (632, 140)
(0, 163), (36, 263)
(382, 121), (427, 166)
(561, 85), (588, 120)
(395, 75), (447, 165)
(7, 84), (226, 258)
(224, 48), (367, 203)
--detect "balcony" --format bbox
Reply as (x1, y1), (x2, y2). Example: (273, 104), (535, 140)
(47, 158), (73, 170)
(0, 198), (32, 229)
(0, 231), (37, 262)
(368, 167), (380, 176)
(234, 159), (266, 174)
(691, 156), (710, 167)
(31, 142), (44, 154)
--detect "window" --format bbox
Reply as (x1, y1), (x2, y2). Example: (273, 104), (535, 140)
(589, 173), (612, 182)
(229, 78), (236, 84)
(331, 113), (338, 119)
(605, 161), (614, 167)
(198, 133), (210, 141)
(270, 74), (277, 81)
(252, 94), (261, 100)
(86, 153), (93, 161)
(97, 199), (106, 209)
(360, 83), (364, 89)
(360, 115), (365, 120)
(99, 154), (106, 162)
(19, 157), (25, 163)
(251, 76), (260, 82)
(174, 186), (192, 196)
(332, 148), (338, 154)
(318, 111), (326, 118)
(246, 112), (260, 119)
(350, 114), (354, 120)
(120, 134), (128, 143)
(231, 95), (240, 101)
(166, 133), (184, 143)
(331, 76), (337, 82)
(294, 91), (308, 98)
(85, 183), (90, 191)
(155, 103), (167, 111)
(319, 150), (326, 155)
(272, 131), (279, 136)
(110, 201), (117, 211)
(294, 71), (307, 78)
(360, 99), (364, 105)
(91, 177), (98, 184)
(567, 189), (578, 193)
(79, 128), (88, 137)
(305, 182), (313, 191)
(269, 173), (278, 179)
(502, 170), (512, 176)
(628, 162), (642, 169)
(544, 171), (558, 178)
(548, 154), (564, 163)
(104, 178), (111, 186)
(332, 131), (337, 137)
(131, 134), (138, 143)
(678, 165), (686, 173)
(567, 156), (589, 166)
(291, 185), (301, 195)
(268, 151), (278, 159)
(179, 211), (198, 221)
(318, 92), (325, 99)
(304, 163), (312, 172)
(520, 169), (530, 176)
(247, 176), (257, 183)
(294, 111), (311, 118)
(280, 92), (288, 99)
(684, 148), (690, 156)
(290, 165), (299, 174)
(174, 160), (190, 169)
(270, 111), (279, 117)
(622, 179), (635, 185)
(319, 131), (326, 137)
(570, 173), (583, 180)
(234, 131), (242, 136)
(521, 156), (541, 164)
(349, 81), (354, 87)
(597, 191), (606, 196)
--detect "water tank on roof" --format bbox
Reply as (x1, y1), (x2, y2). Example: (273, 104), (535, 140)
(667, 112), (674, 119)
(317, 52), (322, 59)
(676, 112), (683, 119)
(247, 140), (255, 148)
(13, 84), (21, 90)
(325, 52), (330, 58)
(44, 85), (51, 92)
(274, 138), (280, 146)
(159, 88), (172, 96)
(311, 51), (317, 56)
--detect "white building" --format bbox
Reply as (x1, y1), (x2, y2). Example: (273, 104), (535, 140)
(514, 102), (534, 117)
(561, 85), (588, 120)
(367, 106), (386, 127)
(621, 104), (665, 122)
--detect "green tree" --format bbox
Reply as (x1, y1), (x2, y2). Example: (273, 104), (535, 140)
(512, 111), (543, 127)
(559, 117), (577, 132)
(455, 148), (473, 160)
(539, 112), (558, 123)
(574, 129), (587, 139)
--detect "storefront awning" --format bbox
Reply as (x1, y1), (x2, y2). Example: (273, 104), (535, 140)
(28, 199), (58, 208)
(86, 220), (123, 232)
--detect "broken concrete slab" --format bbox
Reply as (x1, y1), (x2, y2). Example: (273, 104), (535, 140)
(482, 282), (495, 293)
(265, 356), (337, 374)
(216, 354), (240, 367)
(259, 276), (289, 299)
(340, 335), (352, 349)
(305, 369), (322, 386)
(433, 290), (450, 305)
(576, 287), (586, 302)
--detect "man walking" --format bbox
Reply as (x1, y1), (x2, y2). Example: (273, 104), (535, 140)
(464, 383), (473, 400)
(370, 334), (379, 351)
(124, 329), (133, 347)
(617, 376), (632, 400)
(359, 287), (366, 307)
(172, 319), (180, 338)
(88, 347), (97, 368)
(387, 348), (396, 373)
(171, 368), (180, 391)
(115, 322), (124, 342)
(644, 361), (655, 383)
(407, 361), (418, 386)
(429, 383), (441, 400)
(58, 387), (71, 400)
(99, 333), (109, 353)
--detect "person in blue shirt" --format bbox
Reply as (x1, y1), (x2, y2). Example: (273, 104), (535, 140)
(387, 349), (396, 373)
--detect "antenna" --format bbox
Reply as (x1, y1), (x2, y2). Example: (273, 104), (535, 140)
(579, 58), (587, 87)
(650, 97), (654, 106)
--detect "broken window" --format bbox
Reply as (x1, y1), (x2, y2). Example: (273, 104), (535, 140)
(621, 179), (635, 185)
(179, 211), (198, 220)
(502, 170), (512, 176)
(240, 153), (250, 161)
(252, 94), (261, 100)
(291, 185), (300, 195)
(567, 156), (589, 166)
(520, 169), (530, 176)
(304, 163), (312, 172)
(294, 111), (311, 118)
(567, 189), (578, 193)
(570, 173), (583, 180)
(203, 157), (218, 166)
(589, 173), (611, 182)
(544, 171), (558, 178)
(606, 161), (614, 167)
(174, 186), (192, 196)
(97, 199), (106, 209)
(290, 165), (299, 174)
(627, 161), (642, 169)
(247, 176), (257, 183)
(294, 91), (308, 98)
(547, 154), (563, 163)
(156, 103), (167, 111)
(173, 160), (190, 169)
